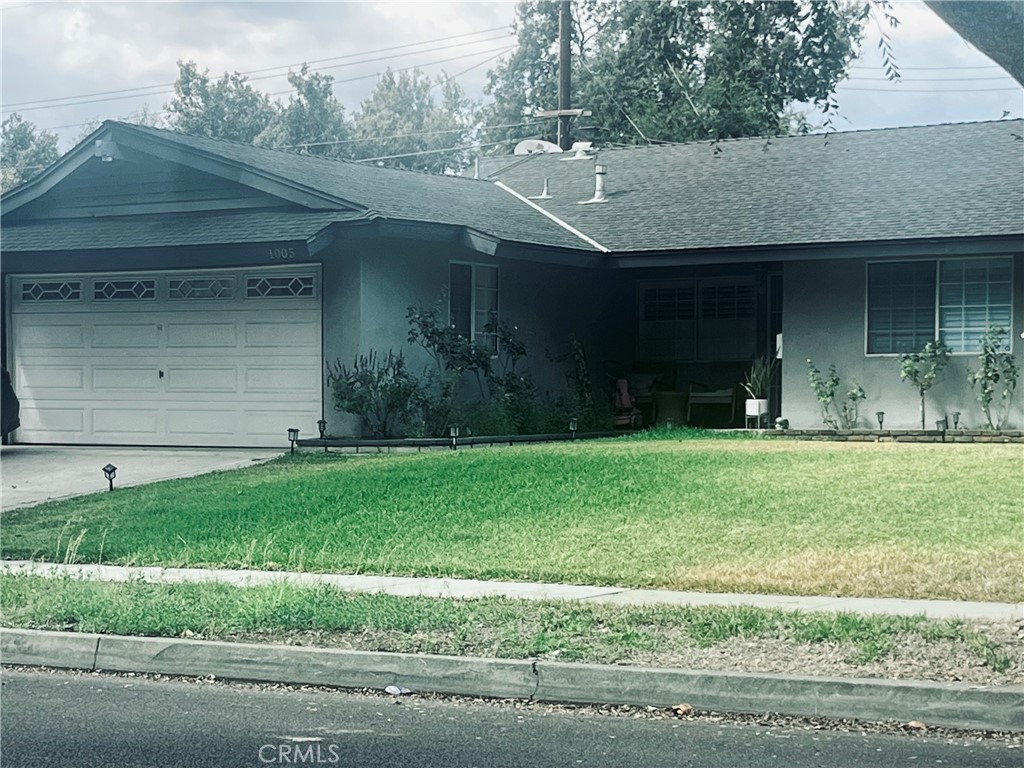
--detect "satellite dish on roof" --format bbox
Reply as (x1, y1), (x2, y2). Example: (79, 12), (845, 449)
(514, 139), (563, 155)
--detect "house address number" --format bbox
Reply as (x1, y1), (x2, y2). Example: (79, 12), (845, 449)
(268, 247), (297, 260)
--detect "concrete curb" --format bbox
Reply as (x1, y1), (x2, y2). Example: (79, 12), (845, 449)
(3, 628), (1021, 732)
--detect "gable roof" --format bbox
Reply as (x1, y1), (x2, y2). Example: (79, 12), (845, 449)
(486, 120), (1024, 253)
(104, 123), (598, 253)
(3, 120), (1020, 260)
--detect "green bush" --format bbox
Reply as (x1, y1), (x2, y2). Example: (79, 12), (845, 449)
(327, 351), (421, 438)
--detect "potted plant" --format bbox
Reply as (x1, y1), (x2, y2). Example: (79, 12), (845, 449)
(742, 355), (778, 427)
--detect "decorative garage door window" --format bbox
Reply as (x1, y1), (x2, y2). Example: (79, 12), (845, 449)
(93, 279), (156, 301)
(168, 277), (234, 300)
(246, 275), (314, 298)
(21, 281), (81, 301)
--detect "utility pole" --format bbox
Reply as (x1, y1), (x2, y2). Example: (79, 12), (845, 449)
(557, 0), (572, 150)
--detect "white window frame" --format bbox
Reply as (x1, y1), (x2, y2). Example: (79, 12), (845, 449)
(449, 261), (499, 352)
(864, 256), (1015, 357)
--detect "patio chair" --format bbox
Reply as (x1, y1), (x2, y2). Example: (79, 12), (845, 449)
(686, 383), (736, 426)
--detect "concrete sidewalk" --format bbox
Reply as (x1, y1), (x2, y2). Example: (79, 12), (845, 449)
(4, 560), (1021, 622)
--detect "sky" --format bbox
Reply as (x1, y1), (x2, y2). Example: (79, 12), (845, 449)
(1, 0), (1022, 153)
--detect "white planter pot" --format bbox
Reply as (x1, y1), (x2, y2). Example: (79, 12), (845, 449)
(745, 398), (768, 417)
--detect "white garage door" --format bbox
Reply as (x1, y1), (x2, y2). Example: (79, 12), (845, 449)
(9, 267), (323, 447)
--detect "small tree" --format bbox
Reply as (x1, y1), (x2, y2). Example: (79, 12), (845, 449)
(967, 327), (1019, 429)
(807, 360), (865, 429)
(898, 340), (952, 429)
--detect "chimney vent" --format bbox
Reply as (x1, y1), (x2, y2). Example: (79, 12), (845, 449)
(529, 179), (552, 200)
(579, 163), (608, 204)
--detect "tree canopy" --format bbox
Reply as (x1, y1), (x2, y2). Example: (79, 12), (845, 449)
(484, 0), (867, 148)
(166, 61), (278, 143)
(1, 114), (60, 193)
(161, 60), (476, 171)
(352, 68), (475, 172)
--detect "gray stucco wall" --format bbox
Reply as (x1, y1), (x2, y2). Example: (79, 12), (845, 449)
(782, 254), (1024, 430)
(320, 236), (610, 436)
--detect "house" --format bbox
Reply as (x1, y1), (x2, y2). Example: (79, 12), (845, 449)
(1, 119), (1021, 446)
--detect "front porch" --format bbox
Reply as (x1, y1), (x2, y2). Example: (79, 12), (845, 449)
(599, 262), (783, 429)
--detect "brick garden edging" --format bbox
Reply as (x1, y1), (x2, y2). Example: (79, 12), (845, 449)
(766, 429), (1024, 444)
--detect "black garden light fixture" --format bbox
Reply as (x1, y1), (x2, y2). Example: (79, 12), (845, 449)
(876, 411), (885, 429)
(952, 411), (961, 429)
(449, 425), (460, 450)
(287, 427), (299, 454)
(317, 419), (328, 452)
(102, 464), (117, 491)
(569, 417), (578, 440)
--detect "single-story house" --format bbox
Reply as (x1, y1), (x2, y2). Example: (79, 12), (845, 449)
(1, 119), (1021, 446)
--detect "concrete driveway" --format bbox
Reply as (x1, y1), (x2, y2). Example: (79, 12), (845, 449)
(0, 445), (282, 512)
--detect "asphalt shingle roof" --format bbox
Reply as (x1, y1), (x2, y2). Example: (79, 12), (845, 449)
(0, 210), (366, 252)
(485, 120), (1024, 253)
(108, 123), (597, 252)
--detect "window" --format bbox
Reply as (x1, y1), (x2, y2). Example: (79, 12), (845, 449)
(638, 278), (756, 361)
(450, 263), (498, 352)
(21, 281), (81, 301)
(169, 277), (234, 300)
(93, 279), (155, 300)
(867, 258), (1013, 354)
(246, 275), (314, 298)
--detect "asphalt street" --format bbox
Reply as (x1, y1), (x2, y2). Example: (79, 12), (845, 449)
(0, 669), (1018, 768)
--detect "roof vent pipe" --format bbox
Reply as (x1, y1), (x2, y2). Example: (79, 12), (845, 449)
(528, 179), (552, 200)
(579, 163), (608, 204)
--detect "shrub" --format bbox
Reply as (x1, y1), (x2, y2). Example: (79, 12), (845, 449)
(967, 327), (1019, 429)
(807, 360), (865, 429)
(327, 351), (421, 438)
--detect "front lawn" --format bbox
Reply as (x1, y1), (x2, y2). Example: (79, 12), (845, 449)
(2, 437), (1021, 601)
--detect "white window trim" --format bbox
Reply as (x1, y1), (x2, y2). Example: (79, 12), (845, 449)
(449, 260), (499, 349)
(863, 256), (1015, 357)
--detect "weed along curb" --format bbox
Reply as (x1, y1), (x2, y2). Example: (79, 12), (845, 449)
(3, 628), (1022, 733)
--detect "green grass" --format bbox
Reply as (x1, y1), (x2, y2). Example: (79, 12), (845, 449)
(2, 437), (1021, 601)
(1, 574), (1013, 673)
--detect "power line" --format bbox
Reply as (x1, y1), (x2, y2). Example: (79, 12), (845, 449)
(4, 39), (513, 114)
(849, 63), (1002, 71)
(353, 137), (532, 164)
(281, 121), (546, 150)
(847, 75), (1018, 82)
(37, 46), (517, 134)
(838, 85), (1021, 93)
(1, 26), (511, 110)
(266, 45), (514, 97)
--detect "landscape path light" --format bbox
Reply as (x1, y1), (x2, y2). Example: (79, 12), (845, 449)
(569, 417), (578, 440)
(876, 411), (885, 430)
(287, 427), (299, 455)
(317, 419), (328, 453)
(102, 464), (117, 492)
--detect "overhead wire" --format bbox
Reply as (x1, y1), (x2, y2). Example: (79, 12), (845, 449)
(1, 26), (511, 110)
